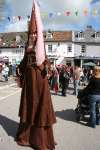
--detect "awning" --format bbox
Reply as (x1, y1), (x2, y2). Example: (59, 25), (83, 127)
(0, 56), (9, 62)
(83, 62), (96, 66)
(3, 56), (9, 62)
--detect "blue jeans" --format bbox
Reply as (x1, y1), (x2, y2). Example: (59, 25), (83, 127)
(3, 74), (8, 81)
(74, 80), (79, 96)
(88, 94), (100, 128)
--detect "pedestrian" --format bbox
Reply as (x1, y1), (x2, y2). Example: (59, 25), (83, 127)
(60, 65), (70, 96)
(2, 62), (9, 81)
(53, 68), (59, 95)
(16, 1), (56, 150)
(73, 66), (81, 96)
(0, 63), (3, 81)
(86, 66), (100, 128)
(12, 63), (16, 77)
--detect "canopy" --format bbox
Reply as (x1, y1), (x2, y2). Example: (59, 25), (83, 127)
(83, 62), (96, 66)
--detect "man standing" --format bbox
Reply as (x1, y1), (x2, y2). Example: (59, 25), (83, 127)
(60, 66), (70, 96)
(73, 66), (81, 96)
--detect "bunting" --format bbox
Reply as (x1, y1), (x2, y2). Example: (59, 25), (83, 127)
(0, 8), (99, 22)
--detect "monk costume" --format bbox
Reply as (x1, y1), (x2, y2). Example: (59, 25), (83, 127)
(16, 1), (56, 150)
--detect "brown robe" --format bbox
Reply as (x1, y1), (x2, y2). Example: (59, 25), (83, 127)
(16, 52), (56, 149)
(16, 3), (56, 149)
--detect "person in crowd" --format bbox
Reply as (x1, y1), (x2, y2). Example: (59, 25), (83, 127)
(0, 63), (2, 72)
(83, 68), (88, 85)
(73, 66), (81, 96)
(8, 62), (12, 76)
(60, 65), (70, 96)
(87, 69), (94, 82)
(53, 68), (59, 95)
(79, 68), (84, 85)
(12, 63), (16, 77)
(0, 63), (3, 81)
(2, 62), (9, 81)
(47, 62), (54, 88)
(16, 1), (56, 150)
(86, 66), (100, 128)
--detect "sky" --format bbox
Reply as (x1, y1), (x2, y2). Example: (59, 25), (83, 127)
(0, 0), (100, 32)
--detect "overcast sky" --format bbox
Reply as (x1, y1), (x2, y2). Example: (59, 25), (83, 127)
(0, 0), (100, 32)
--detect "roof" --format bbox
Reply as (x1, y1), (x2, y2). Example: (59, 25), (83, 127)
(0, 31), (72, 48)
(44, 31), (72, 42)
(0, 32), (27, 48)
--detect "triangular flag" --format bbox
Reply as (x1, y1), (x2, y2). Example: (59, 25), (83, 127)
(49, 12), (54, 18)
(18, 16), (21, 21)
(75, 11), (78, 16)
(12, 16), (16, 21)
(83, 9), (88, 16)
(57, 12), (61, 16)
(15, 16), (19, 21)
(27, 15), (30, 20)
(7, 16), (10, 21)
(65, 11), (71, 16)
(92, 9), (98, 16)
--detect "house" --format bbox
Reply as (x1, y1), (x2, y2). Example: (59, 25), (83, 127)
(0, 31), (74, 65)
(0, 32), (27, 64)
(44, 31), (73, 65)
(73, 25), (100, 67)
(0, 26), (100, 67)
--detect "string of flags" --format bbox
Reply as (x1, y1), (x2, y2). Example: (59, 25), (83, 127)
(0, 9), (99, 22)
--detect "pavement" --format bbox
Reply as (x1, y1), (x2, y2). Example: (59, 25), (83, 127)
(0, 76), (16, 89)
(0, 81), (100, 150)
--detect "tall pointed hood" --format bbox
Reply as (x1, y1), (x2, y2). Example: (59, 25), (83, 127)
(27, 0), (45, 66)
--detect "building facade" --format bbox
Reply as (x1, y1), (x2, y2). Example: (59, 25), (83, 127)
(0, 26), (100, 67)
(73, 25), (100, 67)
(44, 31), (74, 66)
(0, 47), (24, 64)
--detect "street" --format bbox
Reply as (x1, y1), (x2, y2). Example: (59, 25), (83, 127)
(0, 83), (100, 150)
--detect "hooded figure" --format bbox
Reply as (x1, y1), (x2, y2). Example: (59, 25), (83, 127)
(16, 1), (56, 150)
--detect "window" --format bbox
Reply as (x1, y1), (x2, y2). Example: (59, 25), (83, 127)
(48, 45), (52, 53)
(81, 45), (86, 53)
(67, 45), (72, 52)
(46, 32), (53, 39)
(95, 32), (100, 38)
(16, 49), (18, 54)
(58, 42), (60, 46)
(77, 32), (84, 39)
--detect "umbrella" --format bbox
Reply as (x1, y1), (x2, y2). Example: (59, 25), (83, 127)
(83, 62), (96, 67)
